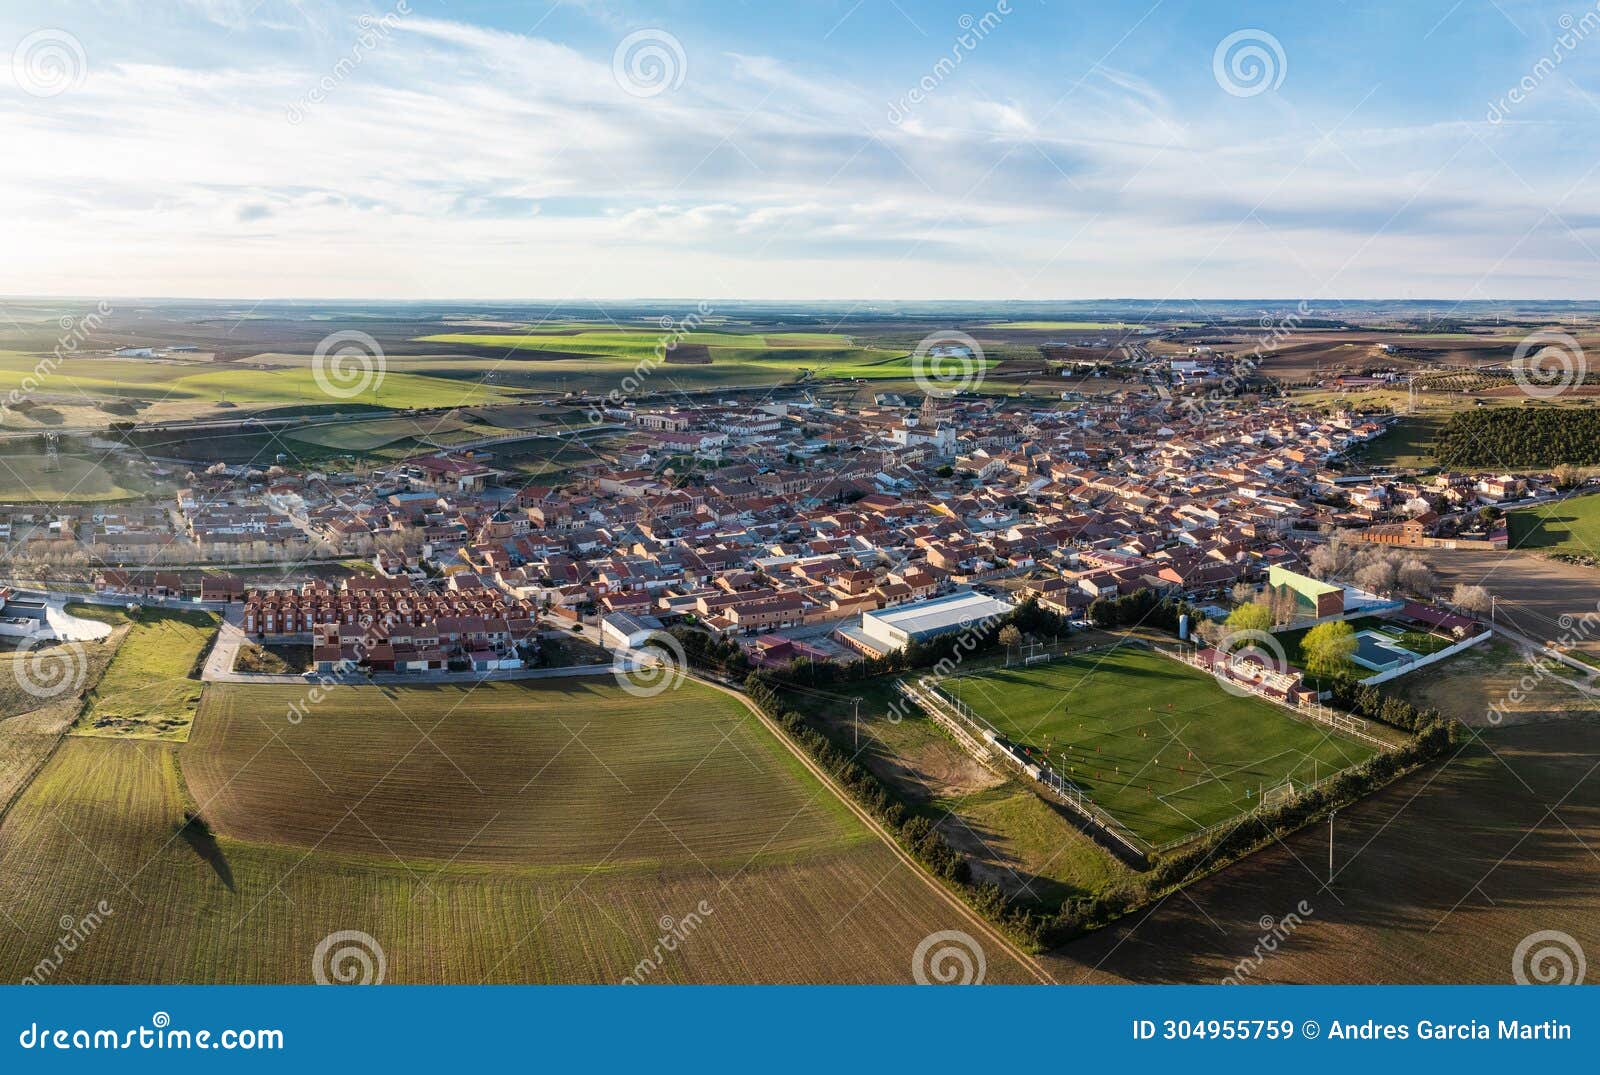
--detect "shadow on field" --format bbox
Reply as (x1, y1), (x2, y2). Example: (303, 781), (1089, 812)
(177, 812), (235, 892)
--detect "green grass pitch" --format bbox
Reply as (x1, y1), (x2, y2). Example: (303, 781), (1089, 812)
(941, 645), (1378, 846)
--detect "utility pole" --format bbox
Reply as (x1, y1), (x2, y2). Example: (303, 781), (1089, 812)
(1328, 810), (1336, 885)
(853, 697), (861, 750)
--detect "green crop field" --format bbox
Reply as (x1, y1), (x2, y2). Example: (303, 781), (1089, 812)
(408, 332), (925, 390)
(1509, 492), (1600, 557)
(986, 321), (1129, 331)
(416, 329), (856, 355)
(0, 352), (528, 414)
(76, 607), (218, 740)
(0, 453), (143, 502)
(0, 678), (1037, 983)
(282, 415), (469, 451)
(941, 645), (1378, 847)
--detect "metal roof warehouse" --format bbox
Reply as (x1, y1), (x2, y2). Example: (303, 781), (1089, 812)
(859, 591), (1015, 651)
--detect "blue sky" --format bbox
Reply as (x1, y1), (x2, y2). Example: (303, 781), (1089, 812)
(2, 0), (1598, 300)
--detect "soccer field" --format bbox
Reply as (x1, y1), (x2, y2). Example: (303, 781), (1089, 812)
(942, 645), (1378, 847)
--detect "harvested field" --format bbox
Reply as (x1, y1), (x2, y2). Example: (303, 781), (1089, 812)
(183, 679), (857, 867)
(1047, 722), (1600, 983)
(0, 678), (1040, 983)
(1422, 549), (1600, 663)
(1389, 638), (1595, 727)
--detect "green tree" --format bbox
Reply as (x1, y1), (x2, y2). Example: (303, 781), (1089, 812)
(1302, 620), (1358, 679)
(1223, 601), (1273, 635)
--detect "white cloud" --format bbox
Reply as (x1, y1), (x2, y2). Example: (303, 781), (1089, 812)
(0, 0), (1594, 299)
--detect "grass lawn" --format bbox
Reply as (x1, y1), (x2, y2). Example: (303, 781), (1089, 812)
(76, 607), (218, 740)
(1271, 616), (1451, 675)
(63, 602), (135, 627)
(942, 645), (1378, 847)
(1508, 492), (1600, 557)
(1345, 415), (1444, 470)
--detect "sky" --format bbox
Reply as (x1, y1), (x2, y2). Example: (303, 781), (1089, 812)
(2, 0), (1599, 301)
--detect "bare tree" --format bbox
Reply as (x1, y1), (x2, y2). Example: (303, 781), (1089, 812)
(1355, 561), (1396, 595)
(1451, 583), (1493, 616)
(1397, 559), (1435, 598)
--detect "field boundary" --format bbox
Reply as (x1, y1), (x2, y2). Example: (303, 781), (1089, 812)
(905, 640), (1398, 861)
(1152, 645), (1395, 750)
(1355, 629), (1492, 686)
(898, 676), (1154, 866)
(694, 673), (1056, 984)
